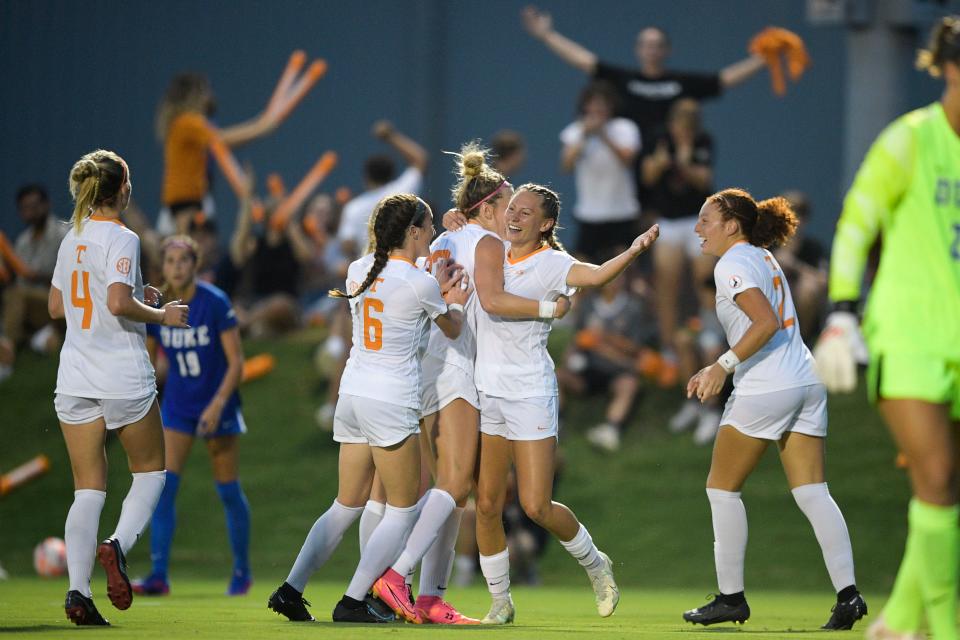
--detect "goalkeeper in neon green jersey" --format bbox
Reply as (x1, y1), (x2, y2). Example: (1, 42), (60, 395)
(815, 16), (960, 640)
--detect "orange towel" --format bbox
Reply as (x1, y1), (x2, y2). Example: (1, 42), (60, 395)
(749, 27), (811, 96)
(241, 353), (276, 383)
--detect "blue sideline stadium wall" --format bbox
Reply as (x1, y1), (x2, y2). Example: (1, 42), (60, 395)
(0, 0), (943, 243)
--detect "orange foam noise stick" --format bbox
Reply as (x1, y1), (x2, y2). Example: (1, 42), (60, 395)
(267, 173), (287, 200)
(270, 151), (338, 231)
(266, 50), (307, 116)
(250, 198), (266, 224)
(208, 129), (249, 197)
(267, 60), (327, 126)
(0, 454), (50, 496)
(242, 353), (276, 383)
(0, 231), (32, 279)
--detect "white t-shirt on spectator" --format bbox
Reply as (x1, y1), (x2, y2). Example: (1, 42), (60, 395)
(559, 118), (641, 223)
(337, 167), (423, 256)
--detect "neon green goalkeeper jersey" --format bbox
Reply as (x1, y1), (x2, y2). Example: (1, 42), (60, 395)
(829, 102), (960, 357)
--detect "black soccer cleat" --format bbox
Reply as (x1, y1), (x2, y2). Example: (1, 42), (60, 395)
(683, 594), (751, 626)
(65, 590), (110, 626)
(822, 593), (868, 630)
(364, 593), (397, 622)
(97, 537), (132, 610)
(268, 582), (315, 621)
(332, 595), (394, 623)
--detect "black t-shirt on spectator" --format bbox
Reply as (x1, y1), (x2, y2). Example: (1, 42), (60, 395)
(593, 62), (723, 139)
(251, 236), (300, 298)
(641, 129), (714, 220)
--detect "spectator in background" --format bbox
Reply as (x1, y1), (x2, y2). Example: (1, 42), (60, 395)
(0, 184), (68, 381)
(490, 130), (527, 179)
(299, 193), (347, 325)
(560, 81), (641, 262)
(556, 270), (648, 452)
(228, 183), (316, 338)
(642, 98), (715, 382)
(155, 73), (277, 235)
(336, 120), (429, 260)
(775, 190), (828, 345)
(521, 5), (765, 143)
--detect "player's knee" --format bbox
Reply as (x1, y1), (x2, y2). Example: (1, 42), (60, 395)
(519, 496), (551, 526)
(475, 493), (503, 522)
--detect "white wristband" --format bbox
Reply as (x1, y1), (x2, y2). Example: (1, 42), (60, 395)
(717, 349), (740, 374)
(539, 300), (557, 319)
(448, 303), (464, 314)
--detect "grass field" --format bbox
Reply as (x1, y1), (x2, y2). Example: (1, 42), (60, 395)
(0, 577), (883, 638)
(0, 327), (916, 635)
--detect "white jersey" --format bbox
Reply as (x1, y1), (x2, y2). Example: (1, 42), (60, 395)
(338, 256), (448, 409)
(423, 222), (498, 374)
(714, 242), (820, 395)
(52, 217), (156, 399)
(475, 245), (576, 398)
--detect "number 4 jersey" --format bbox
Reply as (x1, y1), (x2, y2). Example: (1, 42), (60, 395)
(52, 217), (155, 399)
(714, 242), (820, 395)
(339, 255), (448, 410)
(146, 281), (239, 418)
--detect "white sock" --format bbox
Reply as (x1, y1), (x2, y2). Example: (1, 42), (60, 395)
(791, 482), (856, 592)
(345, 503), (418, 600)
(419, 506), (464, 597)
(392, 489), (456, 578)
(65, 489), (106, 596)
(359, 500), (385, 553)
(111, 471), (166, 554)
(559, 523), (604, 577)
(706, 488), (747, 594)
(479, 548), (511, 599)
(287, 501), (363, 592)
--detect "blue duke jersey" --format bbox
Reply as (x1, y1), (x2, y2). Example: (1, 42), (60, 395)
(147, 281), (240, 418)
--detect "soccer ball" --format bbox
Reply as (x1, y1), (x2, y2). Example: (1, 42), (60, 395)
(33, 537), (67, 577)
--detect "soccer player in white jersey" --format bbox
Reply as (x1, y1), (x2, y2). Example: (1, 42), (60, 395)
(50, 150), (189, 626)
(371, 145), (570, 624)
(473, 184), (658, 624)
(681, 188), (866, 629)
(267, 193), (471, 623)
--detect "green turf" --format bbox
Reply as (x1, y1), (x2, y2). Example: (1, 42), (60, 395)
(0, 328), (911, 596)
(0, 577), (883, 638)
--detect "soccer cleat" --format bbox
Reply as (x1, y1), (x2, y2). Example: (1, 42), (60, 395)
(267, 582), (315, 621)
(683, 594), (750, 626)
(65, 590), (110, 626)
(865, 616), (925, 640)
(131, 573), (170, 596)
(227, 570), (252, 596)
(371, 568), (422, 623)
(97, 537), (132, 610)
(822, 592), (868, 630)
(415, 595), (481, 624)
(590, 551), (620, 617)
(480, 594), (516, 625)
(332, 596), (394, 623)
(364, 593), (396, 621)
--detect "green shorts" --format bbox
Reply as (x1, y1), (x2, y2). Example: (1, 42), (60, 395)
(867, 352), (960, 420)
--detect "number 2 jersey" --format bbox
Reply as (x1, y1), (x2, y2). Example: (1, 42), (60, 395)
(146, 281), (239, 418)
(339, 256), (448, 409)
(714, 242), (820, 395)
(52, 217), (155, 399)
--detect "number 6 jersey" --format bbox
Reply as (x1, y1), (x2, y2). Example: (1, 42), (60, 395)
(714, 242), (820, 395)
(339, 255), (448, 409)
(52, 217), (156, 399)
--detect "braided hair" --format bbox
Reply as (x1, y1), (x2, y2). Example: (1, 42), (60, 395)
(329, 194), (429, 299)
(515, 183), (566, 252)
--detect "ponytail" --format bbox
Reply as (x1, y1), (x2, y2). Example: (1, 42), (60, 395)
(916, 15), (960, 78)
(709, 188), (797, 249)
(67, 149), (127, 233)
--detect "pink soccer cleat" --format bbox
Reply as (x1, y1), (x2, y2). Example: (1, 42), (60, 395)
(372, 568), (421, 624)
(415, 595), (481, 625)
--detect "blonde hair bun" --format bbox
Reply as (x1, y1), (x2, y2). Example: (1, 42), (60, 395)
(461, 151), (485, 178)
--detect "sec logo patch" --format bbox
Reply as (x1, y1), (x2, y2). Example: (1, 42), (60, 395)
(728, 275), (742, 289)
(116, 257), (131, 275)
